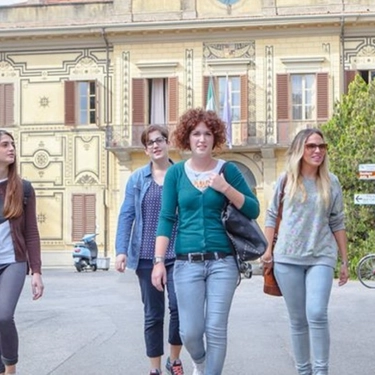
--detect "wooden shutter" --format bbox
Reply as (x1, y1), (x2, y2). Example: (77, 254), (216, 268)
(132, 78), (145, 126)
(95, 80), (101, 126)
(168, 77), (178, 125)
(0, 84), (14, 127)
(203, 76), (210, 107)
(277, 74), (289, 121)
(240, 75), (248, 123)
(344, 70), (357, 94)
(316, 73), (329, 121)
(72, 194), (96, 242)
(65, 81), (76, 126)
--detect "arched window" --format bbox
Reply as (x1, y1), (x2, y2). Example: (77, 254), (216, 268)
(230, 161), (256, 192)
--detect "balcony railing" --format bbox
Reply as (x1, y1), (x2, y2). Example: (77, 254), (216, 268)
(105, 121), (323, 152)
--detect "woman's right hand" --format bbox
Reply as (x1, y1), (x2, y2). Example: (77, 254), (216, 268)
(261, 249), (273, 270)
(152, 263), (167, 291)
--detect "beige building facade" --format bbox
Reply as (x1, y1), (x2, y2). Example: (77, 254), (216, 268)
(0, 0), (374, 265)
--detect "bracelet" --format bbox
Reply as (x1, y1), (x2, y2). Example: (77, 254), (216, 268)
(261, 257), (273, 264)
(341, 260), (349, 267)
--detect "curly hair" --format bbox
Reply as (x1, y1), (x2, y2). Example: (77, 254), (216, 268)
(173, 108), (227, 151)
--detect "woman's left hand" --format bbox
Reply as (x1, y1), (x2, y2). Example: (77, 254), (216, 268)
(31, 273), (44, 300)
(338, 264), (349, 286)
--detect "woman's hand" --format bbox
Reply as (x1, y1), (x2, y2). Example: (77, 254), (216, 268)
(31, 273), (44, 300)
(208, 172), (229, 193)
(338, 263), (349, 286)
(115, 254), (127, 273)
(152, 263), (167, 291)
(261, 249), (274, 270)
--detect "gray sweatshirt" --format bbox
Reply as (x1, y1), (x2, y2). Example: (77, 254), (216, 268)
(265, 173), (345, 268)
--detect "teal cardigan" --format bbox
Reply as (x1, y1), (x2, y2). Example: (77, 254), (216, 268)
(156, 160), (260, 255)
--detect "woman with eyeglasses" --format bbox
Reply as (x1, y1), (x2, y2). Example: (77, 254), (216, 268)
(0, 130), (43, 375)
(152, 108), (260, 375)
(115, 125), (183, 375)
(262, 128), (349, 375)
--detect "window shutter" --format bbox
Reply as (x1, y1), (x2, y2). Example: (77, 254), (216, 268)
(277, 74), (289, 121)
(344, 70), (357, 94)
(168, 77), (178, 126)
(203, 76), (210, 107)
(95, 80), (101, 126)
(0, 84), (14, 127)
(317, 72), (329, 121)
(72, 194), (96, 242)
(240, 74), (248, 123)
(132, 78), (145, 126)
(65, 81), (76, 126)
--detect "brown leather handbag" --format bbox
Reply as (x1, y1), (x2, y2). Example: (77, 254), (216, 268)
(263, 177), (286, 297)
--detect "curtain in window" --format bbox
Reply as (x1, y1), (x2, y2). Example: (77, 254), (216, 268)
(151, 78), (165, 125)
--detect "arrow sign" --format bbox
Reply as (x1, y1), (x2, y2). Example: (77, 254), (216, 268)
(354, 194), (375, 205)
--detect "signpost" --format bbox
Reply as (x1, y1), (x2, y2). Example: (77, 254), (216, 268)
(358, 164), (375, 180)
(354, 194), (375, 205)
(356, 164), (375, 204)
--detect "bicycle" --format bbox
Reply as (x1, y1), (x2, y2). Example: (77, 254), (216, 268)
(357, 254), (375, 288)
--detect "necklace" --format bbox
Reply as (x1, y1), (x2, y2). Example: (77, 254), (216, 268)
(189, 158), (215, 176)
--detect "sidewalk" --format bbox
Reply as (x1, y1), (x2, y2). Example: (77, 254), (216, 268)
(16, 268), (373, 374)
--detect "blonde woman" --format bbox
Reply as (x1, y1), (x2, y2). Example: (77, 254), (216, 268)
(262, 128), (349, 375)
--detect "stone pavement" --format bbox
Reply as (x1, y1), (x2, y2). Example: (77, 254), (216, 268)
(15, 267), (374, 375)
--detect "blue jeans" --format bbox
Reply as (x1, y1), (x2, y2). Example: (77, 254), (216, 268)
(136, 262), (182, 358)
(0, 262), (27, 373)
(274, 263), (334, 375)
(173, 256), (238, 375)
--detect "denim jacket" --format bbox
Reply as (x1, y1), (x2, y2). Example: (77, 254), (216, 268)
(115, 161), (174, 270)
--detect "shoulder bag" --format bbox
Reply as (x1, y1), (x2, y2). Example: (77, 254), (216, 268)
(263, 177), (287, 297)
(220, 163), (268, 276)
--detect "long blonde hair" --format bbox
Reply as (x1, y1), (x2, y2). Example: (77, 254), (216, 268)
(285, 128), (331, 208)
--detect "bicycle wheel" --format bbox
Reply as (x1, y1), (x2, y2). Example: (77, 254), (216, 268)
(357, 254), (375, 288)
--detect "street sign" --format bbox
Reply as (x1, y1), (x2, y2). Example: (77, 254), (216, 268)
(359, 164), (375, 172)
(358, 171), (375, 180)
(354, 194), (375, 205)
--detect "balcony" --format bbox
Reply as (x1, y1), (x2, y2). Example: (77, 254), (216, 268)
(105, 120), (323, 157)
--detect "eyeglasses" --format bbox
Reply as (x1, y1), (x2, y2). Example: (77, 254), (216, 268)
(305, 143), (328, 152)
(146, 136), (167, 148)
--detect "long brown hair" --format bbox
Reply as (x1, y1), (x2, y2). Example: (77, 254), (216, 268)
(0, 130), (23, 218)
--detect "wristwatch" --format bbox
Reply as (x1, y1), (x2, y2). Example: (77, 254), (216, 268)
(153, 256), (165, 265)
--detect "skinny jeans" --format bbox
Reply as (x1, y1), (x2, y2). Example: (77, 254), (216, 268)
(136, 262), (182, 358)
(274, 263), (334, 375)
(0, 262), (27, 373)
(173, 256), (238, 375)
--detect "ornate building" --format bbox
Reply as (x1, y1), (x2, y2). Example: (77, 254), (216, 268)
(0, 0), (374, 265)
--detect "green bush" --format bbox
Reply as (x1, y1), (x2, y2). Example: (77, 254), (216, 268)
(321, 75), (375, 279)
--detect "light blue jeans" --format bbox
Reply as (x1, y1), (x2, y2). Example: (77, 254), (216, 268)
(173, 256), (238, 375)
(274, 263), (334, 375)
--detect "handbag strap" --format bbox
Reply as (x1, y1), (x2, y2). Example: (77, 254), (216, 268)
(272, 176), (287, 250)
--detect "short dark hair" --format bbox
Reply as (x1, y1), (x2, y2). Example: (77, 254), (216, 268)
(140, 125), (169, 148)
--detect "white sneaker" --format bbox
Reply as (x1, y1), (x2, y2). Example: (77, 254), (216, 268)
(192, 360), (205, 375)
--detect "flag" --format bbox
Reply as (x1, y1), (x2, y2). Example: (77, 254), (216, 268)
(206, 76), (215, 111)
(222, 76), (232, 149)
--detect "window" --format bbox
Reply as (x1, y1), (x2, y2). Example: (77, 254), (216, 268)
(358, 70), (375, 84)
(204, 75), (247, 123)
(0, 83), (14, 127)
(277, 72), (328, 122)
(132, 77), (178, 145)
(72, 194), (96, 242)
(65, 80), (99, 126)
(291, 74), (315, 120)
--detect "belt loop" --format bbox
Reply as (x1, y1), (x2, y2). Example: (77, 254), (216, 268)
(214, 252), (219, 260)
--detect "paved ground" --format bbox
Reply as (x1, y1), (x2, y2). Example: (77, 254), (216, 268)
(14, 267), (374, 375)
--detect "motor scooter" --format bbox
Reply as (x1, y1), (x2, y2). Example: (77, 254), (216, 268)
(72, 233), (98, 272)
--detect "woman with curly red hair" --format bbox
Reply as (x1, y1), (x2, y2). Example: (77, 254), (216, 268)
(152, 108), (260, 375)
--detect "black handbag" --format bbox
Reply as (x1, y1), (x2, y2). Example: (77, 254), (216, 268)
(220, 163), (268, 270)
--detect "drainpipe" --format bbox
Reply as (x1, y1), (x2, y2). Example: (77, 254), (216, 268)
(340, 1), (345, 95)
(102, 28), (110, 257)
